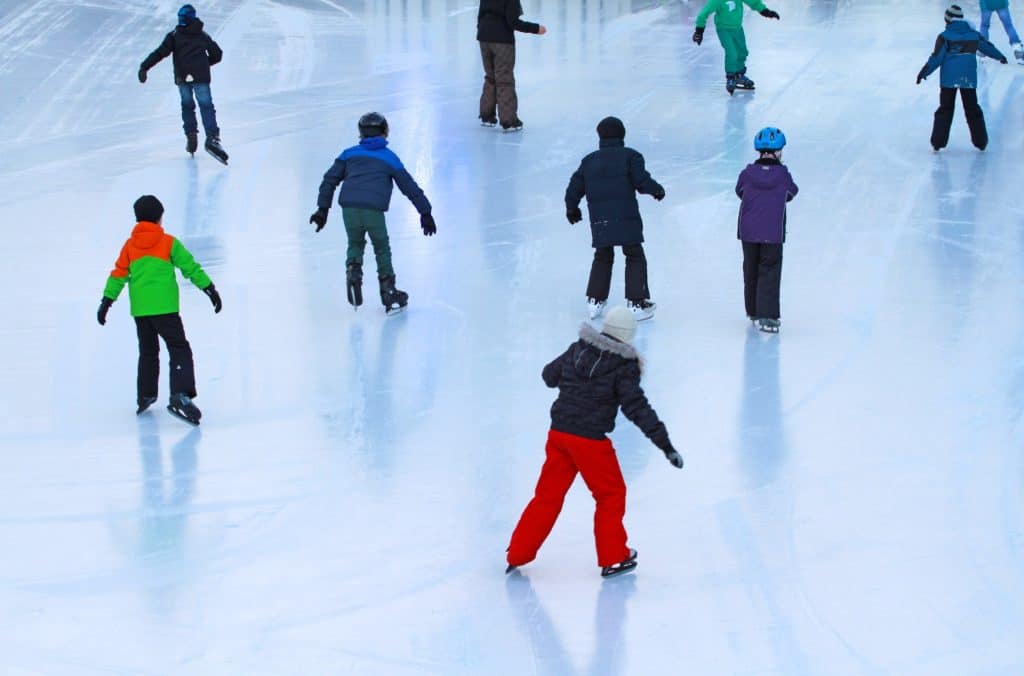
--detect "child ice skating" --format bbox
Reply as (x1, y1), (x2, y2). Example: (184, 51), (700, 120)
(692, 0), (780, 94)
(138, 4), (228, 164)
(97, 195), (222, 425)
(979, 0), (1024, 63)
(565, 117), (665, 322)
(309, 113), (436, 315)
(476, 0), (547, 131)
(917, 4), (1007, 151)
(735, 128), (799, 334)
(505, 307), (683, 578)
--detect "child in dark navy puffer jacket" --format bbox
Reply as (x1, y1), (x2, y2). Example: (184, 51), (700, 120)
(310, 112), (437, 315)
(735, 127), (798, 333)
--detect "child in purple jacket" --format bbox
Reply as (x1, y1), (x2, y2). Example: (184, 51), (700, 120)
(735, 127), (799, 333)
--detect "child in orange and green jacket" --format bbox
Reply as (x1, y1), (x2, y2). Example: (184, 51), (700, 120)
(97, 195), (221, 424)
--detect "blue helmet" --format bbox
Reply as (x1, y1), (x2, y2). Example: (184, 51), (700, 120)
(754, 127), (786, 152)
(178, 4), (197, 25)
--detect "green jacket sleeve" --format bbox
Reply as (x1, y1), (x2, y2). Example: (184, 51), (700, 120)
(743, 0), (767, 12)
(170, 238), (212, 290)
(695, 0), (722, 28)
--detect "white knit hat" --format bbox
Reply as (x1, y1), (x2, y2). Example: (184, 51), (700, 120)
(945, 4), (964, 21)
(602, 306), (637, 344)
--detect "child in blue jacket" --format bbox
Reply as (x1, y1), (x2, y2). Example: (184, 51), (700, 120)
(917, 4), (1007, 151)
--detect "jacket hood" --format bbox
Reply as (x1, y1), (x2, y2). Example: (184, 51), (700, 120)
(130, 221), (166, 249)
(745, 161), (787, 189)
(176, 18), (204, 35)
(360, 136), (388, 150)
(599, 138), (625, 149)
(575, 323), (643, 376)
(944, 20), (972, 35)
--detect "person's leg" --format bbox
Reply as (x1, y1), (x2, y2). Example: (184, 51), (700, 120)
(735, 27), (749, 73)
(153, 313), (196, 397)
(479, 42), (498, 122)
(363, 209), (395, 278)
(342, 208), (369, 271)
(571, 435), (630, 568)
(622, 244), (650, 301)
(742, 242), (760, 318)
(192, 83), (220, 138)
(135, 316), (160, 404)
(960, 87), (988, 150)
(980, 9), (993, 40)
(997, 8), (1021, 44)
(716, 27), (741, 75)
(756, 243), (783, 320)
(586, 247), (614, 301)
(178, 84), (199, 136)
(506, 430), (580, 567)
(493, 43), (519, 125)
(930, 87), (957, 150)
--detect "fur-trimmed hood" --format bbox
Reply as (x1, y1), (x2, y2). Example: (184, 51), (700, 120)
(578, 323), (644, 373)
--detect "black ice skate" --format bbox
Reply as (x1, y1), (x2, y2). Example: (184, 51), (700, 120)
(379, 275), (408, 316)
(758, 318), (780, 333)
(501, 119), (524, 133)
(734, 69), (755, 91)
(186, 132), (198, 156)
(346, 262), (363, 309)
(167, 393), (202, 425)
(136, 396), (158, 415)
(205, 136), (228, 165)
(480, 116), (498, 128)
(601, 549), (638, 578)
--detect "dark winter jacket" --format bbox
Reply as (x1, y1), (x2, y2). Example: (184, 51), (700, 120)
(140, 18), (223, 85)
(317, 137), (432, 214)
(735, 158), (799, 244)
(477, 0), (541, 43)
(542, 324), (672, 451)
(920, 20), (1005, 89)
(565, 139), (664, 249)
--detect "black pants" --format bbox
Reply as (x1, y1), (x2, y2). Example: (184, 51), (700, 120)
(931, 87), (987, 150)
(742, 242), (783, 320)
(135, 313), (196, 402)
(586, 244), (650, 302)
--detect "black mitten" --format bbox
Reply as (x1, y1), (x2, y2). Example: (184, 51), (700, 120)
(203, 284), (222, 313)
(97, 297), (113, 325)
(309, 207), (328, 232)
(566, 206), (583, 224)
(692, 27), (705, 45)
(663, 444), (684, 469)
(421, 213), (437, 236)
(138, 68), (148, 83)
(760, 8), (780, 19)
(652, 187), (666, 201)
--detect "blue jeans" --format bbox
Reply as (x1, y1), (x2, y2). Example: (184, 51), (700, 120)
(981, 8), (1021, 44)
(178, 83), (219, 137)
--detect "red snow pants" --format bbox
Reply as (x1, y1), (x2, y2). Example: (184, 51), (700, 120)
(507, 429), (630, 568)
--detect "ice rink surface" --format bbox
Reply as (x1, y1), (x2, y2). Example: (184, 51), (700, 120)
(1, 0), (1023, 673)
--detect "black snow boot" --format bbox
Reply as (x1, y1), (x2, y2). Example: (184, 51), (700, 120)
(379, 275), (409, 315)
(186, 132), (198, 156)
(346, 262), (363, 309)
(205, 136), (228, 165)
(167, 393), (202, 425)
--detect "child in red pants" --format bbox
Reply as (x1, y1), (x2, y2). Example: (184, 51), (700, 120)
(506, 306), (684, 578)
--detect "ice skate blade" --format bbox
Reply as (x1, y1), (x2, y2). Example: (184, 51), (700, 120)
(205, 148), (228, 165)
(600, 560), (637, 578)
(385, 305), (407, 317)
(167, 405), (201, 426)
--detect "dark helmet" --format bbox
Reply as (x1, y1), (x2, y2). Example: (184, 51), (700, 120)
(358, 112), (389, 139)
(178, 4), (197, 25)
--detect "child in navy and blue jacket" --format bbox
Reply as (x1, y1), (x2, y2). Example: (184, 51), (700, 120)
(310, 113), (437, 315)
(917, 4), (1007, 151)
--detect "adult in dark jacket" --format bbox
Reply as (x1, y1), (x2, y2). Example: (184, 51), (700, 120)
(476, 0), (546, 131)
(917, 4), (1007, 151)
(565, 117), (666, 321)
(310, 112), (436, 315)
(506, 307), (683, 578)
(139, 4), (227, 162)
(735, 127), (798, 333)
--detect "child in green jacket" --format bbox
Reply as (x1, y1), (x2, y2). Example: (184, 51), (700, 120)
(97, 195), (222, 424)
(692, 0), (781, 94)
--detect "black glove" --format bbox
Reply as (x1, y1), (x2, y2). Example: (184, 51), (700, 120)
(663, 445), (684, 469)
(760, 8), (780, 19)
(1000, 57), (1009, 64)
(421, 212), (437, 236)
(138, 68), (147, 83)
(97, 297), (113, 326)
(692, 26), (705, 45)
(916, 69), (926, 84)
(203, 284), (222, 313)
(566, 206), (583, 224)
(309, 207), (328, 232)
(652, 187), (666, 201)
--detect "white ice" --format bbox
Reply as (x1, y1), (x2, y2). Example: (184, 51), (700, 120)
(1, 0), (1023, 673)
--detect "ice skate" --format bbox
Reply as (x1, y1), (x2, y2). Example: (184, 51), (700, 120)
(758, 318), (780, 333)
(1014, 42), (1024, 65)
(726, 73), (737, 95)
(734, 72), (755, 90)
(204, 135), (228, 165)
(587, 297), (607, 320)
(501, 119), (524, 133)
(167, 393), (201, 425)
(379, 275), (408, 316)
(186, 132), (198, 156)
(601, 549), (637, 578)
(136, 396), (158, 415)
(627, 299), (655, 322)
(346, 262), (363, 309)
(480, 116), (498, 128)
(505, 563), (519, 574)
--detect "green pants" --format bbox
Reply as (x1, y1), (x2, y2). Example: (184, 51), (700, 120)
(343, 207), (394, 277)
(716, 26), (748, 74)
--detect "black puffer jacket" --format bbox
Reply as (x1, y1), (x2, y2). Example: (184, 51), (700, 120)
(565, 139), (664, 248)
(542, 323), (671, 451)
(477, 0), (540, 43)
(141, 18), (223, 85)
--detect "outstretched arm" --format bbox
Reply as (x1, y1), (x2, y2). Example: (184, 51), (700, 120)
(565, 165), (585, 209)
(615, 363), (671, 451)
(919, 35), (947, 81)
(317, 159), (347, 210)
(140, 33), (174, 71)
(394, 168), (432, 215)
(507, 0), (541, 34)
(170, 239), (213, 290)
(628, 152), (664, 197)
(103, 244), (131, 302)
(978, 37), (1007, 62)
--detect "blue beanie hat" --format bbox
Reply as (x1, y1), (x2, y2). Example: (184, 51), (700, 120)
(178, 4), (197, 25)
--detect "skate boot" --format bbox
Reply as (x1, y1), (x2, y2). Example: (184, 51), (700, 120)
(1014, 42), (1024, 65)
(735, 69), (755, 90)
(601, 549), (638, 578)
(758, 318), (780, 333)
(346, 262), (363, 309)
(726, 73), (737, 95)
(186, 132), (198, 156)
(501, 119), (524, 133)
(505, 563), (519, 574)
(205, 135), (229, 165)
(379, 275), (409, 315)
(587, 297), (607, 320)
(480, 116), (498, 128)
(627, 299), (656, 322)
(136, 396), (158, 415)
(167, 393), (202, 425)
